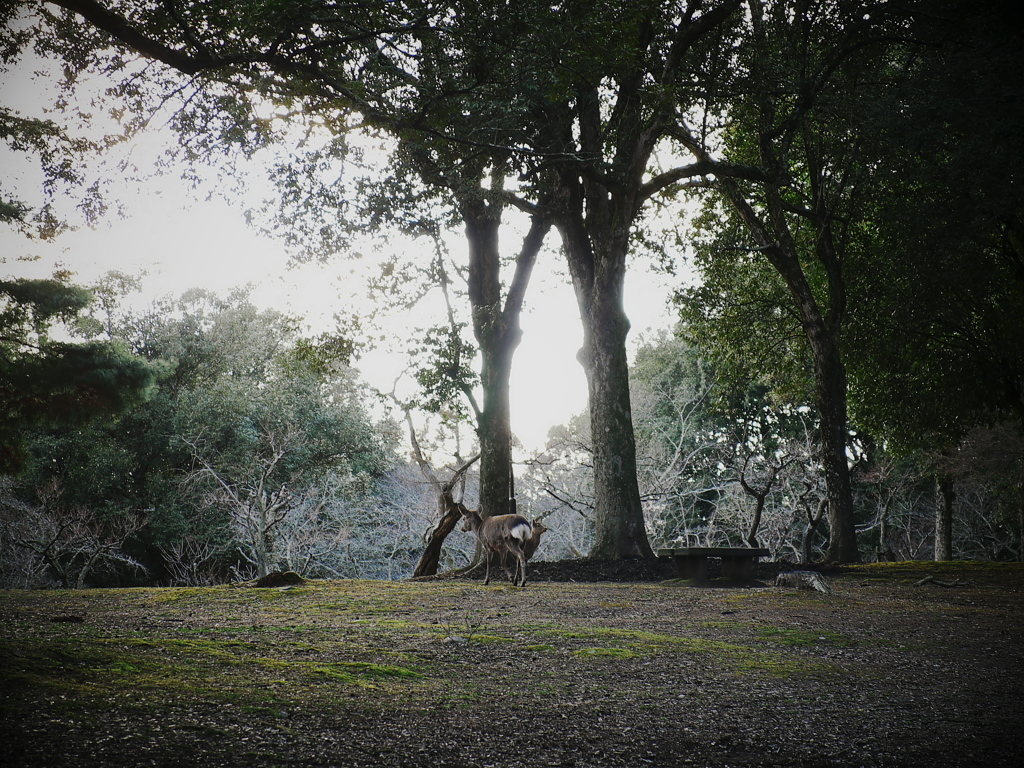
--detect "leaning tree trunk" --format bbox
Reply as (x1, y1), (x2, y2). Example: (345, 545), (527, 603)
(716, 149), (862, 564)
(408, 438), (481, 578)
(413, 492), (467, 578)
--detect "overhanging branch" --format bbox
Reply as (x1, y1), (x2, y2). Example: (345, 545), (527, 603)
(639, 159), (772, 201)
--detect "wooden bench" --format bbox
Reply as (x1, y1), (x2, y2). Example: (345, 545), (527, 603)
(657, 547), (770, 581)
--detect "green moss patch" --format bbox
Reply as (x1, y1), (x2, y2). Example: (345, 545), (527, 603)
(573, 646), (640, 659)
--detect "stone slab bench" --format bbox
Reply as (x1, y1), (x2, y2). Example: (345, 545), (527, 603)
(657, 547), (770, 581)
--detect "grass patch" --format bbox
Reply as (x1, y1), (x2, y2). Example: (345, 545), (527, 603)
(9, 570), (1007, 736)
(573, 646), (640, 659)
(545, 625), (833, 678)
(1, 567), (1018, 766)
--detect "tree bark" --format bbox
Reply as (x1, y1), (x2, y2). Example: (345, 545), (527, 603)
(804, 498), (827, 565)
(408, 440), (480, 578)
(738, 456), (784, 549)
(556, 211), (653, 560)
(462, 200), (548, 523)
(413, 496), (465, 578)
(934, 474), (955, 561)
(877, 491), (894, 562)
(579, 290), (653, 559)
(810, 329), (860, 563)
(463, 207), (513, 520)
(745, 496), (765, 550)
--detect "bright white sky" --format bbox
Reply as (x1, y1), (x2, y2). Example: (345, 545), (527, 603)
(1, 54), (684, 454)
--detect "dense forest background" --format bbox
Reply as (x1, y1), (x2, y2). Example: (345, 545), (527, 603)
(2, 285), (1018, 587)
(2, 0), (1023, 587)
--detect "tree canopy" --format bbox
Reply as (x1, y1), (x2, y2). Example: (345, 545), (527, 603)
(5, 0), (1024, 568)
(0, 274), (156, 474)
(3, 285), (399, 586)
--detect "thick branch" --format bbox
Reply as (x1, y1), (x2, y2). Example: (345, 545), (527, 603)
(639, 159), (772, 202)
(48, 0), (217, 74)
(502, 212), (552, 327)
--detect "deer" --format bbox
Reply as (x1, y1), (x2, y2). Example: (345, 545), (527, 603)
(492, 519), (549, 581)
(523, 520), (549, 561)
(458, 503), (532, 587)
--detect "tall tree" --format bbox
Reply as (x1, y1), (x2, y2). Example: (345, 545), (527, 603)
(669, 0), (921, 562)
(515, 0), (743, 558)
(844, 1), (1024, 559)
(17, 0), (747, 561)
(14, 0), (551, 528)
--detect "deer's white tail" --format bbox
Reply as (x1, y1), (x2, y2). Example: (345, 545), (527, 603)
(509, 520), (531, 544)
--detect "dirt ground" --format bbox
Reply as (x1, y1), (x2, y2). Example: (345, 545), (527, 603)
(2, 560), (1023, 767)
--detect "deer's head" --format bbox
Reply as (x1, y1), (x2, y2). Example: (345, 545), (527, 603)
(458, 502), (480, 533)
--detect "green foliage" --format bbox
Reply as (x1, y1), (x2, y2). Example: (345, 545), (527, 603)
(625, 328), (825, 554)
(411, 323), (479, 419)
(284, 332), (357, 380)
(0, 275), (157, 474)
(675, 203), (814, 406)
(0, 106), (101, 239)
(1, 275), (92, 329)
(630, 331), (720, 451)
(843, 3), (1024, 451)
(7, 286), (397, 584)
(677, 1), (1024, 449)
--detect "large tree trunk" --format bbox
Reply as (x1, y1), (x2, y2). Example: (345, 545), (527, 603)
(558, 219), (653, 560)
(580, 290), (652, 559)
(934, 474), (955, 561)
(532, 2), (740, 560)
(475, 336), (515, 519)
(463, 201), (549, 522)
(811, 331), (860, 564)
(464, 208), (512, 520)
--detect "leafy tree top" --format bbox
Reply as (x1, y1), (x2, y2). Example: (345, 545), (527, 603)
(0, 273), (157, 473)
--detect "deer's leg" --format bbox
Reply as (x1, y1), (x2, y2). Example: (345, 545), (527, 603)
(491, 551), (514, 582)
(506, 541), (527, 587)
(500, 552), (516, 582)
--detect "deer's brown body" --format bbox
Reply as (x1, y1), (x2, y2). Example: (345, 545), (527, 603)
(459, 505), (532, 586)
(493, 520), (548, 581)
